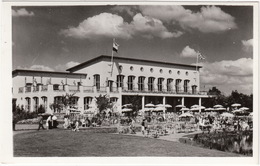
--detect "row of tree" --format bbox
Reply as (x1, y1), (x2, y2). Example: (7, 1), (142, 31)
(203, 87), (253, 111)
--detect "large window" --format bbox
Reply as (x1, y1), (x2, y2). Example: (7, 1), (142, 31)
(33, 97), (39, 112)
(94, 74), (100, 90)
(148, 77), (155, 91)
(157, 78), (164, 91)
(184, 80), (189, 93)
(192, 85), (197, 94)
(84, 97), (92, 110)
(138, 76), (145, 91)
(175, 79), (182, 93)
(25, 97), (31, 112)
(167, 78), (173, 92)
(127, 76), (135, 90)
(107, 80), (114, 92)
(41, 96), (47, 112)
(117, 75), (124, 88)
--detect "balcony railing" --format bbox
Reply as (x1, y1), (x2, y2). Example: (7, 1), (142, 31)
(122, 87), (208, 95)
(69, 85), (79, 92)
(83, 86), (94, 93)
(97, 86), (106, 93)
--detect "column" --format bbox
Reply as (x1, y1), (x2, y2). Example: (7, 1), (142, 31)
(77, 97), (84, 112)
(47, 96), (54, 114)
(163, 96), (166, 119)
(117, 94), (122, 114)
(199, 97), (202, 113)
(30, 97), (33, 112)
(181, 97), (185, 106)
(142, 96), (145, 110)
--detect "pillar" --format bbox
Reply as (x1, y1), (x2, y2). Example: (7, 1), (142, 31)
(181, 97), (185, 106)
(199, 97), (202, 113)
(163, 96), (166, 119)
(142, 96), (145, 110)
(47, 96), (54, 114)
(77, 97), (84, 112)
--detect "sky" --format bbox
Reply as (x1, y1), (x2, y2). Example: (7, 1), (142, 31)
(12, 5), (253, 95)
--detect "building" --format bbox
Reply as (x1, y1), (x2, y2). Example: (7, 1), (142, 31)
(12, 55), (213, 114)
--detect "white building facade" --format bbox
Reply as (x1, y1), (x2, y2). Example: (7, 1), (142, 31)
(12, 55), (212, 113)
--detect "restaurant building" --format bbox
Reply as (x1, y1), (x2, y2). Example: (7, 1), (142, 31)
(12, 55), (212, 113)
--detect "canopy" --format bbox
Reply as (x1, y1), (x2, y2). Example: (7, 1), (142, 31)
(180, 108), (190, 111)
(231, 103), (241, 107)
(145, 103), (155, 107)
(191, 104), (199, 108)
(221, 112), (234, 117)
(122, 104), (132, 108)
(205, 108), (214, 111)
(155, 104), (164, 107)
(179, 112), (194, 118)
(153, 107), (165, 111)
(215, 107), (226, 111)
(121, 108), (133, 112)
(175, 105), (185, 108)
(213, 105), (223, 108)
(144, 107), (154, 111)
(165, 104), (172, 108)
(240, 107), (249, 111)
(190, 106), (205, 110)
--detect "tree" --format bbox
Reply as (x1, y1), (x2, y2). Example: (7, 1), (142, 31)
(125, 95), (142, 119)
(49, 93), (76, 113)
(95, 94), (112, 116)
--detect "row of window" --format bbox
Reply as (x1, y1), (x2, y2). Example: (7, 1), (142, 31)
(94, 74), (196, 93)
(119, 65), (189, 75)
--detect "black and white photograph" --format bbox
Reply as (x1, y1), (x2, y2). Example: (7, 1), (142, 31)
(1, 1), (259, 165)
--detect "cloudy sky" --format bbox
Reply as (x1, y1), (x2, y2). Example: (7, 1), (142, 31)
(12, 5), (253, 95)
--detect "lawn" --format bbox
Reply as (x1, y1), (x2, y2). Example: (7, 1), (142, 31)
(13, 129), (242, 157)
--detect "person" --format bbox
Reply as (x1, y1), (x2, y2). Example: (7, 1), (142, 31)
(37, 115), (45, 130)
(46, 115), (51, 130)
(72, 120), (80, 131)
(141, 119), (146, 135)
(129, 119), (136, 134)
(63, 116), (70, 129)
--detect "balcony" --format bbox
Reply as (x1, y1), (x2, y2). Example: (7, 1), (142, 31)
(83, 86), (94, 93)
(122, 87), (208, 96)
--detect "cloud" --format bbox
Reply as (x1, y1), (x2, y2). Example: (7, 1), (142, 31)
(17, 65), (54, 71)
(180, 46), (198, 58)
(60, 12), (182, 40)
(129, 13), (183, 39)
(12, 8), (34, 17)
(140, 6), (237, 33)
(242, 39), (253, 52)
(111, 6), (137, 16)
(55, 61), (80, 71)
(199, 58), (253, 94)
(60, 13), (132, 40)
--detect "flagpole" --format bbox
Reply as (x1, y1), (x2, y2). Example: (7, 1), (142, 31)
(110, 38), (115, 77)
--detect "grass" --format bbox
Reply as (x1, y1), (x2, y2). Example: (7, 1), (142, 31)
(13, 129), (242, 157)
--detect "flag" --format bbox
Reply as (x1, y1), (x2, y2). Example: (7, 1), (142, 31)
(113, 41), (119, 52)
(198, 53), (205, 60)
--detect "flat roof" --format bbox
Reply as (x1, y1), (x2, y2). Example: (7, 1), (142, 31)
(66, 55), (202, 72)
(12, 69), (87, 78)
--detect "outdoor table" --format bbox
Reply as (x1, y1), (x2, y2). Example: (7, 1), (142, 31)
(199, 124), (212, 131)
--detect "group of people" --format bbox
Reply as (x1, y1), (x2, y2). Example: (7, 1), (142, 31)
(37, 114), (58, 131)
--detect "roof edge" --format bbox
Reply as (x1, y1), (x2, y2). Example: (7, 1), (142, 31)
(66, 55), (203, 72)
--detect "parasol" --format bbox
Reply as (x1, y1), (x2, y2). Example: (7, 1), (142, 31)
(231, 103), (241, 107)
(213, 105), (223, 108)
